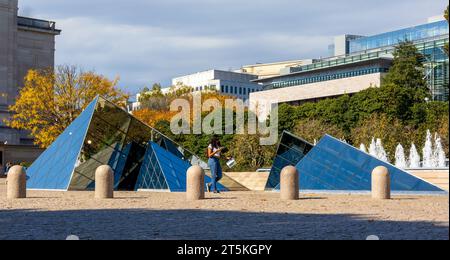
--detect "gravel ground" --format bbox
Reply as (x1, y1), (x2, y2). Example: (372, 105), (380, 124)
(0, 180), (448, 240)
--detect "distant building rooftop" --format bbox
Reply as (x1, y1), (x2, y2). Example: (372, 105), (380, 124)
(17, 16), (61, 34)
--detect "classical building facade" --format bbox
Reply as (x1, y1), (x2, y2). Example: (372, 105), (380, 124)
(0, 0), (61, 171)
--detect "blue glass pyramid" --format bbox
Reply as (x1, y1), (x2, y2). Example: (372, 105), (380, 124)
(27, 96), (230, 192)
(266, 131), (313, 189)
(273, 133), (444, 193)
(27, 97), (98, 190)
(135, 142), (227, 192)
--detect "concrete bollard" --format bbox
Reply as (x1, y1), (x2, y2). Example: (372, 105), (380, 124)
(372, 166), (391, 200)
(7, 166), (27, 199)
(280, 166), (299, 200)
(187, 165), (205, 201)
(95, 165), (114, 199)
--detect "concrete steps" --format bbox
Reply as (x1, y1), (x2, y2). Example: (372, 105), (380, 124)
(408, 169), (449, 191)
(205, 170), (249, 191)
(224, 172), (270, 191)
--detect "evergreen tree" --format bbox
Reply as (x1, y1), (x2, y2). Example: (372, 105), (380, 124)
(380, 41), (429, 121)
(383, 41), (427, 90)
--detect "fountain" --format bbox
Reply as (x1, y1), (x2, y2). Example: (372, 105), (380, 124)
(434, 134), (447, 168)
(409, 143), (421, 169)
(422, 130), (435, 168)
(376, 138), (389, 163)
(369, 138), (377, 158)
(360, 144), (368, 153)
(367, 138), (389, 163)
(395, 144), (407, 169)
(363, 130), (448, 169)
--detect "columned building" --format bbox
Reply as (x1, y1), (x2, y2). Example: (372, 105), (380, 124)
(0, 0), (61, 170)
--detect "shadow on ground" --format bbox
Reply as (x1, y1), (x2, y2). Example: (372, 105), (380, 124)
(0, 208), (447, 240)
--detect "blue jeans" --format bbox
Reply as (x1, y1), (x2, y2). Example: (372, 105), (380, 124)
(208, 157), (223, 192)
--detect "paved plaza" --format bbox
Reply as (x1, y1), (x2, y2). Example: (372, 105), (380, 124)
(0, 179), (448, 240)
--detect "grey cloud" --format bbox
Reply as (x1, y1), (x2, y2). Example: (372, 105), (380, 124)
(19, 0), (449, 94)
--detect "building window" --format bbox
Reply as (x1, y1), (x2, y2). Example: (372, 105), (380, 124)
(243, 88), (247, 95)
(221, 85), (224, 93)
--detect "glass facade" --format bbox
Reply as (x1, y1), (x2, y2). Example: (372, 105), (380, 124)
(257, 20), (449, 101)
(416, 38), (449, 101)
(268, 66), (389, 90)
(269, 133), (444, 193)
(260, 36), (449, 101)
(27, 96), (228, 192)
(266, 131), (314, 189)
(349, 20), (449, 53)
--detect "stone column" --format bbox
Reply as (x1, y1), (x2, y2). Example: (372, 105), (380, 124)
(280, 166), (299, 200)
(187, 165), (205, 201)
(372, 166), (391, 200)
(95, 165), (114, 199)
(7, 165), (26, 199)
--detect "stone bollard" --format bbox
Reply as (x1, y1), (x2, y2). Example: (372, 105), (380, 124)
(7, 166), (27, 199)
(280, 166), (299, 200)
(95, 165), (114, 199)
(187, 165), (205, 201)
(372, 166), (391, 200)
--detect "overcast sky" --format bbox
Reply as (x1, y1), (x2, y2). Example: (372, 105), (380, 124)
(19, 0), (448, 95)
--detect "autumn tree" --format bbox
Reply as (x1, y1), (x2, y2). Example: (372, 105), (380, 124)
(228, 133), (276, 171)
(350, 114), (416, 161)
(6, 65), (128, 148)
(293, 119), (346, 144)
(133, 108), (176, 127)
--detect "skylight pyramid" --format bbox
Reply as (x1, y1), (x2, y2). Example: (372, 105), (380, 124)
(26, 97), (99, 190)
(136, 142), (226, 192)
(26, 96), (228, 192)
(270, 132), (445, 193)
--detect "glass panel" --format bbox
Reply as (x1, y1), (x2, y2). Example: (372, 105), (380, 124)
(266, 131), (314, 189)
(294, 135), (444, 192)
(26, 97), (98, 190)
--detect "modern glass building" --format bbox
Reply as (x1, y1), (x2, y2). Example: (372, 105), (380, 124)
(252, 18), (449, 103)
(263, 57), (392, 91)
(26, 96), (227, 192)
(348, 20), (448, 53)
(267, 132), (445, 193)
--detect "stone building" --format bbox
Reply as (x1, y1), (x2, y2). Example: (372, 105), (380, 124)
(0, 0), (61, 172)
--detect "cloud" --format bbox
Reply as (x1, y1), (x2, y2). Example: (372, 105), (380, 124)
(18, 0), (449, 94)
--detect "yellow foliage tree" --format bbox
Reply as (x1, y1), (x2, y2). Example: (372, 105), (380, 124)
(133, 109), (177, 127)
(134, 89), (237, 127)
(6, 65), (129, 148)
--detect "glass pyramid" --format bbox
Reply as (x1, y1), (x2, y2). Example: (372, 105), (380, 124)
(26, 97), (99, 190)
(26, 96), (228, 192)
(135, 142), (226, 192)
(266, 131), (314, 189)
(271, 133), (444, 193)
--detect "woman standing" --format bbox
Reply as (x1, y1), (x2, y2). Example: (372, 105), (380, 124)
(206, 136), (226, 193)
